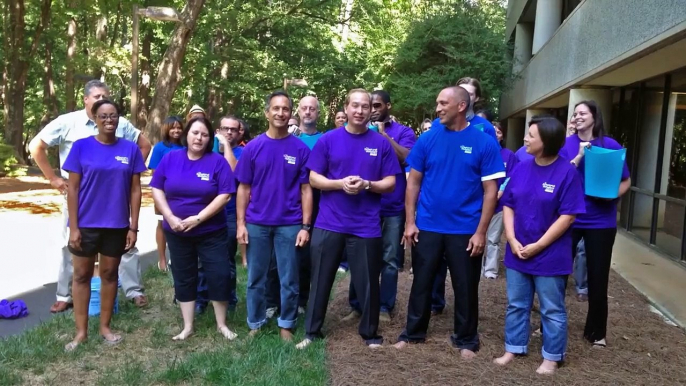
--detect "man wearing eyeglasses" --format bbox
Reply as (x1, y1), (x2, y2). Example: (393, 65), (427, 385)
(205, 116), (245, 312)
(29, 79), (152, 313)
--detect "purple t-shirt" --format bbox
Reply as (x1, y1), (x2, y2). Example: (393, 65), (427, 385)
(559, 134), (630, 229)
(307, 128), (401, 238)
(234, 134), (310, 226)
(515, 145), (533, 162)
(150, 149), (235, 236)
(380, 122), (416, 217)
(63, 136), (146, 229)
(501, 157), (586, 276)
(496, 147), (518, 213)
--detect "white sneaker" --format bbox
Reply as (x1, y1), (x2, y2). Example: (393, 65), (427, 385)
(266, 307), (277, 319)
(337, 267), (347, 273)
(298, 306), (306, 315)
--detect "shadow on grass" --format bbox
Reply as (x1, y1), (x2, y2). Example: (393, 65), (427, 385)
(0, 265), (328, 386)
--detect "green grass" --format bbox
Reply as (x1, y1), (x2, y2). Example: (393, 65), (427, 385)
(0, 264), (329, 386)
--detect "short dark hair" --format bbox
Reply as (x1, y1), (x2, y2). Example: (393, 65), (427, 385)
(265, 91), (293, 112)
(91, 99), (120, 117)
(529, 115), (565, 157)
(217, 115), (240, 128)
(476, 109), (494, 122)
(161, 116), (183, 145)
(181, 116), (215, 154)
(238, 119), (251, 142)
(371, 90), (391, 104)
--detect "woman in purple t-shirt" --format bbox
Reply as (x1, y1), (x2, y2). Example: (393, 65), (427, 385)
(151, 117), (238, 342)
(561, 101), (631, 348)
(494, 116), (585, 375)
(62, 100), (147, 351)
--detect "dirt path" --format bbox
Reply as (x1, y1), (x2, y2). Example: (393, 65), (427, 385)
(325, 254), (686, 385)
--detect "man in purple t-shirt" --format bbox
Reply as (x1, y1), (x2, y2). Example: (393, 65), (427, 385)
(296, 89), (401, 349)
(235, 91), (313, 342)
(346, 90), (416, 322)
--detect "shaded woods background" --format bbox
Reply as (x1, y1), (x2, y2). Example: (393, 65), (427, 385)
(0, 0), (510, 166)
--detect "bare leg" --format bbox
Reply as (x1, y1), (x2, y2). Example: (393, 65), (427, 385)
(173, 301), (195, 340)
(99, 255), (122, 342)
(68, 255), (95, 350)
(493, 352), (516, 366)
(212, 301), (237, 340)
(156, 221), (168, 271)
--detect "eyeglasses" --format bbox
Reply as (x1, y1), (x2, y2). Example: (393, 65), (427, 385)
(97, 114), (119, 121)
(219, 126), (240, 132)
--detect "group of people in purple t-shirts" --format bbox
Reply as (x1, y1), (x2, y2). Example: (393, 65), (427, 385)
(34, 77), (630, 376)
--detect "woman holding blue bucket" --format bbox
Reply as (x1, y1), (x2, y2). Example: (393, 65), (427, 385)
(560, 100), (631, 348)
(63, 100), (146, 351)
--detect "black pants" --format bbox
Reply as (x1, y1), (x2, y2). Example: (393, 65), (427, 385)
(398, 231), (482, 352)
(165, 228), (231, 303)
(305, 228), (383, 345)
(572, 227), (617, 342)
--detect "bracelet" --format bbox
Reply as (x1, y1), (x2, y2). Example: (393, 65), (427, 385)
(129, 228), (139, 233)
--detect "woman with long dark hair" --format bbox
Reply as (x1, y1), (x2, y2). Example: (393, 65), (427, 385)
(148, 116), (184, 271)
(560, 100), (631, 348)
(63, 100), (146, 351)
(151, 116), (238, 341)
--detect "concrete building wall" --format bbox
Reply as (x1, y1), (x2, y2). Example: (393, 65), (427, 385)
(500, 0), (686, 118)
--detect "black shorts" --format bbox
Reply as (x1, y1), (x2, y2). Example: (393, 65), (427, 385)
(68, 227), (129, 258)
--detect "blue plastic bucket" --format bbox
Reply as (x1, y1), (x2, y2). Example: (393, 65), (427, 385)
(584, 146), (626, 199)
(88, 277), (120, 316)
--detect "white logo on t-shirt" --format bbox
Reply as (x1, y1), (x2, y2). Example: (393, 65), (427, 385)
(504, 162), (508, 168)
(542, 182), (556, 193)
(364, 147), (378, 156)
(196, 172), (210, 181)
(283, 154), (296, 165)
(115, 156), (129, 165)
(460, 145), (472, 154)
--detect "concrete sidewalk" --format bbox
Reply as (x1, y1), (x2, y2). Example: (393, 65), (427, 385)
(612, 231), (686, 329)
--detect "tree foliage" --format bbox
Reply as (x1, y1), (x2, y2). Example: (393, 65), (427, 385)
(0, 0), (511, 164)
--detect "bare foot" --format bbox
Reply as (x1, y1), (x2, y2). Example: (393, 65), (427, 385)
(493, 352), (516, 366)
(393, 341), (409, 349)
(368, 343), (382, 349)
(172, 328), (193, 341)
(296, 338), (312, 349)
(248, 329), (260, 338)
(460, 349), (477, 360)
(536, 359), (558, 375)
(280, 328), (293, 342)
(64, 334), (87, 352)
(218, 326), (237, 341)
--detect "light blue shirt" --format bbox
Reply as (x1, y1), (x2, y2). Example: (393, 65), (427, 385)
(38, 109), (140, 178)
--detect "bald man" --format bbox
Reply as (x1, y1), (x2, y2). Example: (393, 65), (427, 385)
(394, 87), (505, 359)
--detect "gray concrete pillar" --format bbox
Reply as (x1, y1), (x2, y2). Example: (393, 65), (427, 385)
(513, 23), (534, 74)
(532, 0), (562, 55)
(506, 117), (525, 151)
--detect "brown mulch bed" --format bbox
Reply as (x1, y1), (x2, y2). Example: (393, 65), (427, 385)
(325, 252), (686, 386)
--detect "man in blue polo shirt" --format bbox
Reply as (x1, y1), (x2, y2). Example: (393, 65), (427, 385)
(394, 86), (504, 359)
(345, 90), (416, 323)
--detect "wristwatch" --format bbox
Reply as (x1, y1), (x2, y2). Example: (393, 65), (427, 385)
(365, 180), (372, 190)
(302, 224), (312, 231)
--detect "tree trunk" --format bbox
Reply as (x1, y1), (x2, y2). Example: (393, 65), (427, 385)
(40, 38), (59, 128)
(144, 0), (206, 142)
(65, 3), (77, 111)
(4, 0), (52, 163)
(138, 28), (153, 129)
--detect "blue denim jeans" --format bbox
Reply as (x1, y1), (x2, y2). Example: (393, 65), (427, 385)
(245, 223), (300, 330)
(504, 268), (568, 362)
(349, 215), (403, 313)
(573, 239), (588, 295)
